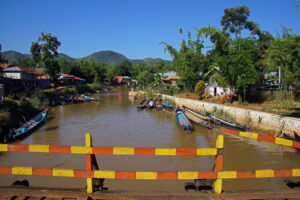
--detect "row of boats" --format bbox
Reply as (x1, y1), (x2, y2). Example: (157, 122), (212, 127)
(175, 105), (247, 132)
(3, 95), (99, 142)
(52, 94), (99, 106)
(137, 98), (174, 110)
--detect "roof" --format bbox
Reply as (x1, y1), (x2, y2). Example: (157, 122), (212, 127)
(3, 65), (37, 74)
(34, 68), (44, 74)
(59, 73), (85, 81)
(114, 76), (123, 83)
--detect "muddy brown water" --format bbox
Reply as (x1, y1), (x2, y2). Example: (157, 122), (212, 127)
(0, 90), (299, 192)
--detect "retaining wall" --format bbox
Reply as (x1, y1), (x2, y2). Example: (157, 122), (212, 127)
(161, 94), (300, 138)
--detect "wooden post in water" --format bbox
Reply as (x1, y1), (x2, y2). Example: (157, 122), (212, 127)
(86, 133), (93, 194)
(214, 135), (224, 194)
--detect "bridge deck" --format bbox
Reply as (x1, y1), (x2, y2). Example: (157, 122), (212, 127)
(0, 186), (300, 200)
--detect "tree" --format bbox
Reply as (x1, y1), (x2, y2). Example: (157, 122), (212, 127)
(137, 71), (154, 87)
(194, 80), (206, 97)
(30, 32), (61, 82)
(221, 5), (259, 39)
(0, 43), (7, 63)
(115, 60), (132, 76)
(218, 37), (258, 102)
(161, 29), (207, 91)
(267, 29), (300, 100)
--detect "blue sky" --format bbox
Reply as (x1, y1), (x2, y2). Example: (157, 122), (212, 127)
(0, 0), (299, 60)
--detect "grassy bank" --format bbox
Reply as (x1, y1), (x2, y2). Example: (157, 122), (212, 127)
(0, 83), (110, 140)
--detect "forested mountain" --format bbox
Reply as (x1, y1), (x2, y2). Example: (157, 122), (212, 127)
(2, 50), (171, 65)
(2, 50), (30, 62)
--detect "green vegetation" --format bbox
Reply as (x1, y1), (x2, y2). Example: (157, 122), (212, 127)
(31, 32), (61, 82)
(194, 81), (205, 97)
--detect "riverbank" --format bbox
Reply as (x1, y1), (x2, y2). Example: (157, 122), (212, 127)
(161, 94), (300, 138)
(0, 83), (113, 141)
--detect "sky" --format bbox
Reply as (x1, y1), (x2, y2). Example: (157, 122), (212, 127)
(0, 0), (299, 60)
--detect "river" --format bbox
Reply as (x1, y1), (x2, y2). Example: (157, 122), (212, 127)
(0, 89), (299, 192)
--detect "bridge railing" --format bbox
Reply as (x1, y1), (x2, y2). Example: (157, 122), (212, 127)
(1, 133), (299, 194)
(0, 133), (224, 194)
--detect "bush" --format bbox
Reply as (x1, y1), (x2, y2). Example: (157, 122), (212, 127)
(166, 87), (180, 96)
(194, 81), (205, 97)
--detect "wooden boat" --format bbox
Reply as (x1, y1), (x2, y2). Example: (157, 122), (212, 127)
(155, 99), (163, 109)
(175, 108), (192, 132)
(4, 110), (47, 142)
(162, 102), (174, 110)
(82, 95), (99, 101)
(283, 131), (300, 142)
(146, 98), (155, 109)
(137, 99), (147, 109)
(182, 105), (214, 129)
(206, 111), (247, 131)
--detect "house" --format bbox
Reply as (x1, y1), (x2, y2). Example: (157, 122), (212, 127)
(204, 67), (235, 97)
(113, 76), (124, 85)
(157, 71), (180, 87)
(58, 73), (86, 85)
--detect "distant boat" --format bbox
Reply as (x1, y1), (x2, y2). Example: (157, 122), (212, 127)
(5, 110), (47, 142)
(82, 95), (99, 101)
(155, 99), (163, 109)
(137, 99), (147, 109)
(206, 111), (247, 131)
(182, 105), (214, 129)
(175, 108), (192, 132)
(162, 102), (174, 110)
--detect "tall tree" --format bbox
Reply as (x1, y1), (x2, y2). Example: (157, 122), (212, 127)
(218, 37), (258, 102)
(161, 29), (206, 91)
(221, 5), (259, 39)
(30, 32), (61, 82)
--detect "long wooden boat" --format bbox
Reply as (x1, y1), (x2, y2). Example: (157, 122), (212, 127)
(82, 95), (99, 101)
(175, 108), (192, 132)
(137, 99), (147, 109)
(5, 110), (47, 142)
(182, 105), (214, 129)
(206, 111), (247, 131)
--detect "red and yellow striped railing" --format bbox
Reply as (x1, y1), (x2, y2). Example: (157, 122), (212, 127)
(1, 167), (299, 179)
(0, 144), (218, 156)
(0, 133), (224, 194)
(221, 128), (300, 149)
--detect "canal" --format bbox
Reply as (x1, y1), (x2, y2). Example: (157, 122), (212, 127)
(0, 89), (299, 192)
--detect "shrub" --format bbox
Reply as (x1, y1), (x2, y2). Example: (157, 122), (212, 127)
(194, 81), (206, 97)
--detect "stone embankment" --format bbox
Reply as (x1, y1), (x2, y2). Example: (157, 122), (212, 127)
(162, 94), (300, 138)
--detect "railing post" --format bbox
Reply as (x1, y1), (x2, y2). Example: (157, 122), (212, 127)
(214, 135), (224, 194)
(86, 133), (93, 194)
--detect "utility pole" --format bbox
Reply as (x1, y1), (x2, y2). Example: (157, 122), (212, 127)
(279, 67), (281, 90)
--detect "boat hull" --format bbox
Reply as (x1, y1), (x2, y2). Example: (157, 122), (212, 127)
(182, 105), (213, 129)
(175, 109), (192, 132)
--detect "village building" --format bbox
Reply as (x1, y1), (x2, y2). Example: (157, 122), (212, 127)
(204, 67), (235, 97)
(57, 73), (86, 85)
(157, 71), (180, 87)
(0, 64), (51, 95)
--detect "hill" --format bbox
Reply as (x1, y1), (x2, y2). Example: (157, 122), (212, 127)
(2, 51), (30, 63)
(82, 50), (127, 65)
(2, 50), (172, 65)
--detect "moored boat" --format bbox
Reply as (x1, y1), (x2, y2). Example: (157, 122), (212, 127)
(206, 111), (247, 131)
(137, 99), (147, 109)
(162, 102), (174, 110)
(155, 99), (163, 109)
(146, 98), (155, 109)
(182, 105), (214, 129)
(175, 108), (192, 132)
(82, 95), (99, 101)
(4, 110), (47, 142)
